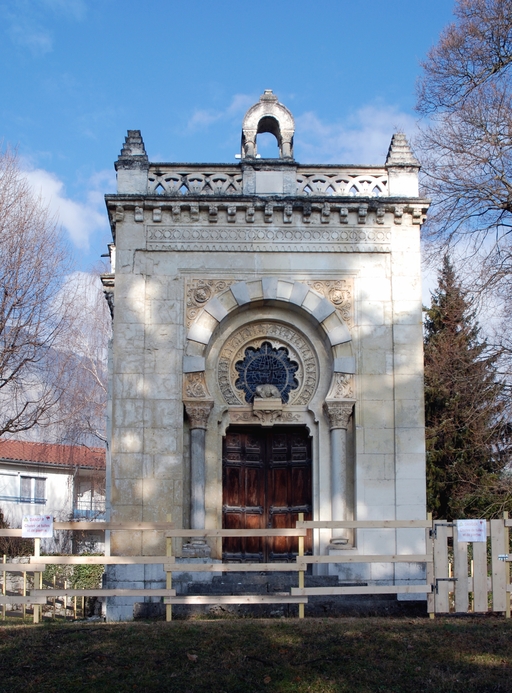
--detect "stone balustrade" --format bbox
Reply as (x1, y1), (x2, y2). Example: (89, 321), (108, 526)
(146, 164), (389, 197)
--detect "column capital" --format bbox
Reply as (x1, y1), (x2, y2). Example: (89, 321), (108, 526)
(324, 400), (355, 430)
(184, 401), (214, 430)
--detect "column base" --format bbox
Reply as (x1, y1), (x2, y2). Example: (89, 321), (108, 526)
(181, 539), (212, 558)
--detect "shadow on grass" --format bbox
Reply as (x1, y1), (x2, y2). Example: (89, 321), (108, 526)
(0, 616), (511, 692)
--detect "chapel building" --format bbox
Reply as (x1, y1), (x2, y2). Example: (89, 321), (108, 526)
(102, 91), (429, 619)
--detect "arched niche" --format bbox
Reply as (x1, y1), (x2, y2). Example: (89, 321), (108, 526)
(241, 90), (295, 159)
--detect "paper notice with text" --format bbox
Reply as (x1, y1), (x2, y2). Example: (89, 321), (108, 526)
(22, 515), (53, 538)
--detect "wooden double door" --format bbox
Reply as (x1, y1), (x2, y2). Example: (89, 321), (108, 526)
(222, 426), (312, 561)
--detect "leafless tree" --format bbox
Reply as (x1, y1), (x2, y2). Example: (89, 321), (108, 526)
(53, 271), (111, 446)
(0, 147), (76, 437)
(416, 0), (512, 291)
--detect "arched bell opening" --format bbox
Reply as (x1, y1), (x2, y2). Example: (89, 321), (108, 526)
(254, 116), (283, 158)
(241, 90), (295, 159)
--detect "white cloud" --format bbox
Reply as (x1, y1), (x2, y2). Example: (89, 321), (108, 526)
(42, 0), (86, 20)
(1, 0), (85, 55)
(8, 23), (53, 54)
(187, 93), (256, 132)
(23, 166), (112, 250)
(295, 103), (419, 165)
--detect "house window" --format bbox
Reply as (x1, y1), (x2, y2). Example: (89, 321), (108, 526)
(20, 477), (46, 504)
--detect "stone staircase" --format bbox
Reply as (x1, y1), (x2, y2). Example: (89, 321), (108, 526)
(134, 571), (425, 619)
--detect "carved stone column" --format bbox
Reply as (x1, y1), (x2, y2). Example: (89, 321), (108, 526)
(324, 400), (355, 545)
(184, 401), (213, 531)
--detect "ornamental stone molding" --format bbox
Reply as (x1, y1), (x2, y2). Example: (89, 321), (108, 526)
(230, 409), (301, 426)
(184, 401), (214, 430)
(217, 321), (318, 407)
(324, 400), (355, 430)
(146, 224), (392, 253)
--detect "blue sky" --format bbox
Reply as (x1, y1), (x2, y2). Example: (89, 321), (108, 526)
(0, 0), (455, 271)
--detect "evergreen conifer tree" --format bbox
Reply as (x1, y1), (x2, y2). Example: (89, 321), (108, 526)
(424, 256), (511, 519)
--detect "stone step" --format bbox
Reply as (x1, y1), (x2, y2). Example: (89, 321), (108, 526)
(189, 572), (342, 595)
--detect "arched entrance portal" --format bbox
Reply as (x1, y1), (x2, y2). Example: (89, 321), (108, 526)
(222, 425), (312, 561)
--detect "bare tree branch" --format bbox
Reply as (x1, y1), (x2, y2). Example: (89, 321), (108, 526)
(417, 0), (512, 114)
(0, 147), (77, 437)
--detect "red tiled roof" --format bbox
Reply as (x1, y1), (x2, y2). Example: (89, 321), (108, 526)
(0, 440), (105, 469)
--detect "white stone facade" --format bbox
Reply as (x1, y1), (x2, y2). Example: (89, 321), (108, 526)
(103, 91), (429, 612)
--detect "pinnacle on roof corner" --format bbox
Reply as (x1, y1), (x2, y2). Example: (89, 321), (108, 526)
(118, 130), (148, 160)
(385, 133), (420, 167)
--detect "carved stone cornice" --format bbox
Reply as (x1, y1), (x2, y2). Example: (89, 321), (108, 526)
(184, 401), (214, 430)
(324, 400), (355, 431)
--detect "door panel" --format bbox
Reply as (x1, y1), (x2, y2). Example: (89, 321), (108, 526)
(222, 426), (312, 561)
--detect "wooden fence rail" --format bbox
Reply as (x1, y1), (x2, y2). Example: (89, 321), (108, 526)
(0, 516), (510, 621)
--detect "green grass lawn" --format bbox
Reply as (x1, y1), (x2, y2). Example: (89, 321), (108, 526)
(1, 616), (511, 692)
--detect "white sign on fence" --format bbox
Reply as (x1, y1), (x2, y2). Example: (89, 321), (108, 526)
(456, 519), (487, 542)
(22, 515), (53, 538)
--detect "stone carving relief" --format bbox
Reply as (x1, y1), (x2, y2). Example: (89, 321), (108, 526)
(184, 372), (209, 399)
(330, 373), (354, 399)
(218, 322), (318, 407)
(184, 401), (214, 430)
(230, 410), (300, 426)
(255, 384), (281, 399)
(306, 279), (353, 326)
(324, 401), (354, 430)
(146, 225), (391, 253)
(185, 278), (234, 328)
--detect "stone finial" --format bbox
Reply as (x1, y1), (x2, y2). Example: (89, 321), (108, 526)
(385, 133), (420, 167)
(118, 130), (148, 162)
(241, 90), (295, 159)
(385, 133), (420, 197)
(115, 130), (149, 194)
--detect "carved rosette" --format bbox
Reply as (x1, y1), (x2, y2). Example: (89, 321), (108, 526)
(324, 400), (355, 430)
(306, 279), (353, 327)
(217, 321), (318, 406)
(184, 401), (214, 430)
(185, 278), (234, 328)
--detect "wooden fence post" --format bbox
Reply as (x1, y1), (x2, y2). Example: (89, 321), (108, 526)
(433, 521), (451, 613)
(33, 538), (41, 624)
(426, 513), (435, 618)
(298, 513), (304, 619)
(166, 514), (172, 622)
(472, 526), (488, 613)
(23, 572), (26, 620)
(453, 522), (469, 613)
(491, 518), (507, 613)
(2, 554), (6, 621)
(504, 512), (510, 619)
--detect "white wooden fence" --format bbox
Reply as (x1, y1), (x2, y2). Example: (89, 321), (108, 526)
(1, 515), (510, 621)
